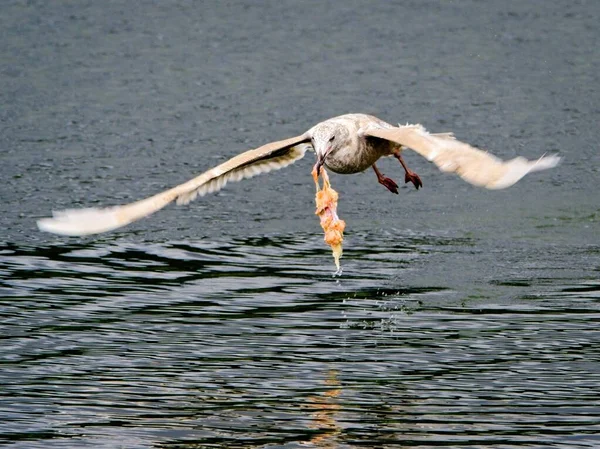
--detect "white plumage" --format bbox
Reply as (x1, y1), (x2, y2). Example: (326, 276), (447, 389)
(37, 114), (560, 236)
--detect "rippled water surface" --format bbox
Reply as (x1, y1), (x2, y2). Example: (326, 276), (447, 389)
(2, 0), (599, 447)
(2, 232), (599, 448)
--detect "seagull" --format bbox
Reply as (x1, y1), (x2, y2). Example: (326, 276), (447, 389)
(37, 113), (560, 236)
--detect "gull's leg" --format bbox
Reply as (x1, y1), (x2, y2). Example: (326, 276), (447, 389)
(372, 164), (399, 194)
(393, 151), (423, 190)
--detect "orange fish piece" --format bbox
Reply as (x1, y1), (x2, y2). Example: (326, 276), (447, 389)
(312, 166), (346, 272)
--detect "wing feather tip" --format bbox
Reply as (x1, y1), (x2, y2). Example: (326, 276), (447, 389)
(37, 208), (121, 236)
(531, 154), (561, 172)
(485, 154), (562, 189)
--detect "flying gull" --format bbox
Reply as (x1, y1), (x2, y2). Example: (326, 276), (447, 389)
(37, 113), (560, 236)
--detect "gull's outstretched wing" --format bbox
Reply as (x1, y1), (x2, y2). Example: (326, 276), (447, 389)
(37, 134), (311, 236)
(365, 125), (560, 189)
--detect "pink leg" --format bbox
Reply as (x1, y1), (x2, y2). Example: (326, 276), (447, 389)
(372, 164), (399, 194)
(394, 152), (423, 190)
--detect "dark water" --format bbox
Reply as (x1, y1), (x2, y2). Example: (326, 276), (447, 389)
(1, 1), (599, 448)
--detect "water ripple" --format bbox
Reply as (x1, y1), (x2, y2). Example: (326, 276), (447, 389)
(1, 232), (599, 448)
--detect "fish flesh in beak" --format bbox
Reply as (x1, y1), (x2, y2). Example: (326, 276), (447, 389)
(315, 154), (325, 176)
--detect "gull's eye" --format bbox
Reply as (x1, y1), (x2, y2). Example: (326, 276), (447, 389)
(329, 135), (335, 142)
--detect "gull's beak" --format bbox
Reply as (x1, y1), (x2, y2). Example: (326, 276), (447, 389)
(315, 144), (331, 176)
(316, 152), (326, 176)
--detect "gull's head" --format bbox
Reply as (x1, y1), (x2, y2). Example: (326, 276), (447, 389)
(309, 122), (346, 175)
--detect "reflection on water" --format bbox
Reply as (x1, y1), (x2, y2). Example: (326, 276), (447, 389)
(306, 369), (342, 448)
(1, 233), (599, 448)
